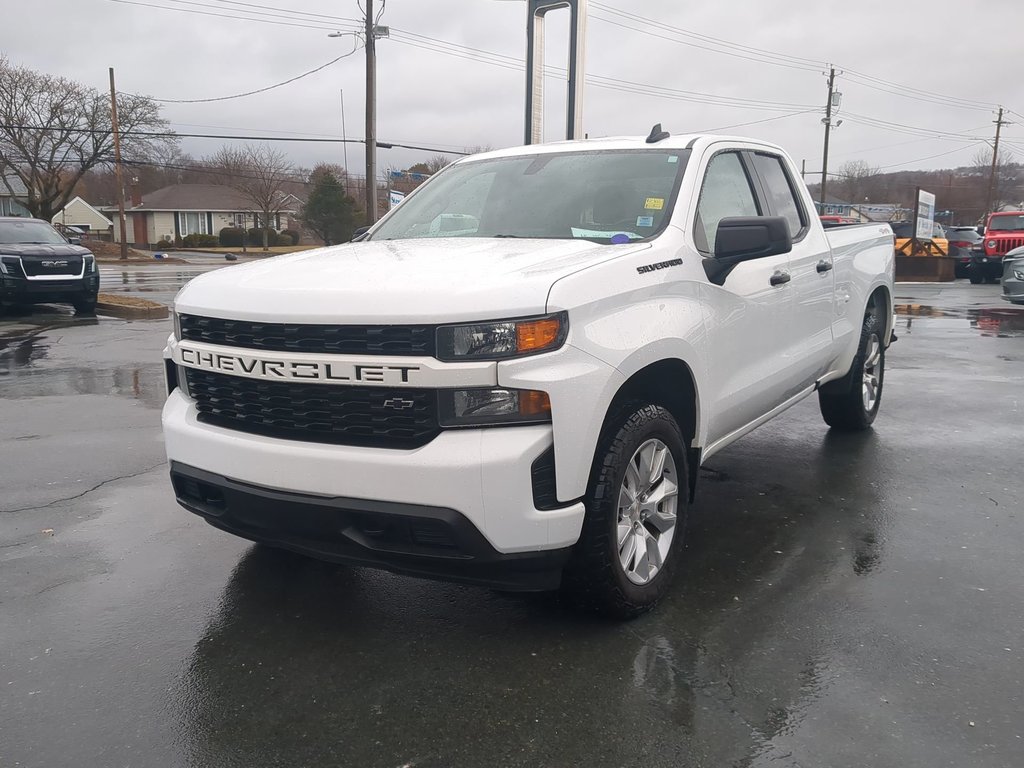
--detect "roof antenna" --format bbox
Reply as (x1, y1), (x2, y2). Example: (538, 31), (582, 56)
(646, 123), (670, 144)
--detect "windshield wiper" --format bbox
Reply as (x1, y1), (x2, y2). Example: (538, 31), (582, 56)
(491, 234), (520, 238)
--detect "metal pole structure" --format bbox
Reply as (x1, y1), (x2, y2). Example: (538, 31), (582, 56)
(984, 107), (1005, 216)
(340, 88), (350, 196)
(819, 65), (836, 209)
(524, 0), (586, 145)
(364, 0), (378, 224)
(108, 67), (129, 260)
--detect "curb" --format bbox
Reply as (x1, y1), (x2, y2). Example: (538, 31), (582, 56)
(95, 295), (169, 320)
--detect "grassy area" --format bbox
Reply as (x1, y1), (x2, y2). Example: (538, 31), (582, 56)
(174, 245), (318, 255)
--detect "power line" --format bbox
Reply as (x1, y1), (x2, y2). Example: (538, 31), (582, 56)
(592, 0), (999, 113)
(589, 2), (822, 72)
(148, 42), (362, 103)
(0, 124), (471, 155)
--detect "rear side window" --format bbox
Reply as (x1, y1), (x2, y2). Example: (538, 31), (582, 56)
(751, 153), (806, 239)
(693, 152), (760, 253)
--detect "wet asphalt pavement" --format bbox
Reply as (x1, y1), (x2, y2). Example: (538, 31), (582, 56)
(1, 279), (1023, 767)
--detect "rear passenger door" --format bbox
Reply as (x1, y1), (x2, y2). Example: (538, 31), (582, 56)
(693, 150), (797, 445)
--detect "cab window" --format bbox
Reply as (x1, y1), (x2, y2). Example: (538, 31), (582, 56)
(751, 153), (807, 239)
(693, 152), (760, 254)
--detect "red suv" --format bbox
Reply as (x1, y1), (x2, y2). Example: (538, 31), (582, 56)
(971, 213), (1024, 283)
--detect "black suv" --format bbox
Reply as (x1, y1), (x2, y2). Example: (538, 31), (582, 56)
(0, 217), (100, 315)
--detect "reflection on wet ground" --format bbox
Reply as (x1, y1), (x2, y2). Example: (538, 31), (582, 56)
(0, 316), (166, 409)
(98, 267), (209, 293)
(894, 302), (1024, 337)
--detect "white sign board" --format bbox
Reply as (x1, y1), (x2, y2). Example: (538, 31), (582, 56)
(388, 189), (405, 210)
(915, 190), (936, 241)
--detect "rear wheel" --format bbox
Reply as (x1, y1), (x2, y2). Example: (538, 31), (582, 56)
(969, 271), (984, 285)
(818, 312), (884, 431)
(562, 402), (687, 619)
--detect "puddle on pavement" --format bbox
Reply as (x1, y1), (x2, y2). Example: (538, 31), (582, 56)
(894, 304), (1024, 338)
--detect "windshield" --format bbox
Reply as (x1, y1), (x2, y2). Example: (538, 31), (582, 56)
(0, 219), (69, 245)
(987, 214), (1024, 232)
(369, 149), (691, 244)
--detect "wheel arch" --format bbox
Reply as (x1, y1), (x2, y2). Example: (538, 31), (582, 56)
(866, 283), (894, 346)
(601, 357), (703, 502)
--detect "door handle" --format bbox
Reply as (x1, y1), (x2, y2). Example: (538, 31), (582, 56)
(769, 271), (791, 286)
(816, 260), (834, 273)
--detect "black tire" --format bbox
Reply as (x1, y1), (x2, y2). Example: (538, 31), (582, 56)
(73, 296), (97, 315)
(818, 312), (884, 431)
(969, 273), (984, 285)
(561, 401), (688, 619)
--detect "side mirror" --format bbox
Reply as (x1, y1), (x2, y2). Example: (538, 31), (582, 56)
(352, 226), (371, 241)
(705, 216), (792, 285)
(68, 237), (82, 246)
(714, 216), (791, 261)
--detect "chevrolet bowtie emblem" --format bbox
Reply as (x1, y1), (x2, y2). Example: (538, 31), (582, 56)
(381, 398), (415, 411)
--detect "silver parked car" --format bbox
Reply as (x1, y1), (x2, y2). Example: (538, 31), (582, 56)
(1002, 246), (1024, 305)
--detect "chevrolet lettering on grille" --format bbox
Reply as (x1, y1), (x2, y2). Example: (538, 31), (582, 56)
(178, 345), (420, 385)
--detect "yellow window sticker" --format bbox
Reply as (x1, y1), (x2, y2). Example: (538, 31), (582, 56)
(644, 197), (665, 210)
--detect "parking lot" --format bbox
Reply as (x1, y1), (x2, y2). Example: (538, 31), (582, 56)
(1, 276), (1023, 768)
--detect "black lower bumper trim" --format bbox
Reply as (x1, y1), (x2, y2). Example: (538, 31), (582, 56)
(170, 462), (572, 591)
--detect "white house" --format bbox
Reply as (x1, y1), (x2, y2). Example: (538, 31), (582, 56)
(51, 196), (113, 235)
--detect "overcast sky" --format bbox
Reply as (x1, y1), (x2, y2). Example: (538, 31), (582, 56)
(4, 0), (1024, 183)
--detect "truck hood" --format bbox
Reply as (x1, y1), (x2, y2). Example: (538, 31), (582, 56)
(175, 237), (650, 323)
(0, 243), (91, 258)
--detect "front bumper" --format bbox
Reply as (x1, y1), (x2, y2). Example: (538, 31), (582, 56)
(0, 273), (99, 304)
(170, 461), (573, 591)
(971, 254), (1003, 278)
(162, 389), (585, 559)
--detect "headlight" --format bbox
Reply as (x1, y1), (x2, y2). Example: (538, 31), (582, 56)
(438, 388), (551, 427)
(436, 313), (567, 360)
(172, 310), (182, 341)
(83, 255), (96, 274)
(988, 240), (997, 249)
(1014, 270), (1024, 281)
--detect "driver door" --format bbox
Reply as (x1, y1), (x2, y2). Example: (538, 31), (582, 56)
(693, 150), (796, 446)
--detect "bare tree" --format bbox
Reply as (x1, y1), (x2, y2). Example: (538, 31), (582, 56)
(972, 147), (1018, 211)
(0, 57), (175, 220)
(834, 160), (880, 206)
(210, 144), (295, 250)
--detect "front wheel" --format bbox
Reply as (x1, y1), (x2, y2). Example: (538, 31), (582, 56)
(73, 296), (97, 315)
(562, 402), (688, 619)
(969, 271), (984, 285)
(818, 313), (884, 431)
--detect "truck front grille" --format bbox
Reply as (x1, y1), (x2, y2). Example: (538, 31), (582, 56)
(179, 314), (436, 356)
(185, 369), (440, 449)
(993, 237), (1024, 255)
(22, 255), (83, 277)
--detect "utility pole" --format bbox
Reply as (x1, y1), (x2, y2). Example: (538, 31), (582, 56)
(340, 88), (350, 196)
(984, 107), (1006, 216)
(108, 67), (128, 260)
(819, 65), (836, 209)
(364, 0), (377, 224)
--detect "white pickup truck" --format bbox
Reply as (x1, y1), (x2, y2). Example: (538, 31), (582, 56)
(162, 130), (894, 617)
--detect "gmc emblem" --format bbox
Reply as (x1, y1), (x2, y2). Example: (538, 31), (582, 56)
(41, 260), (69, 268)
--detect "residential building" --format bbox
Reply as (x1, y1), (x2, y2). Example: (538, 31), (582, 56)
(110, 184), (300, 247)
(0, 174), (30, 217)
(51, 196), (113, 235)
